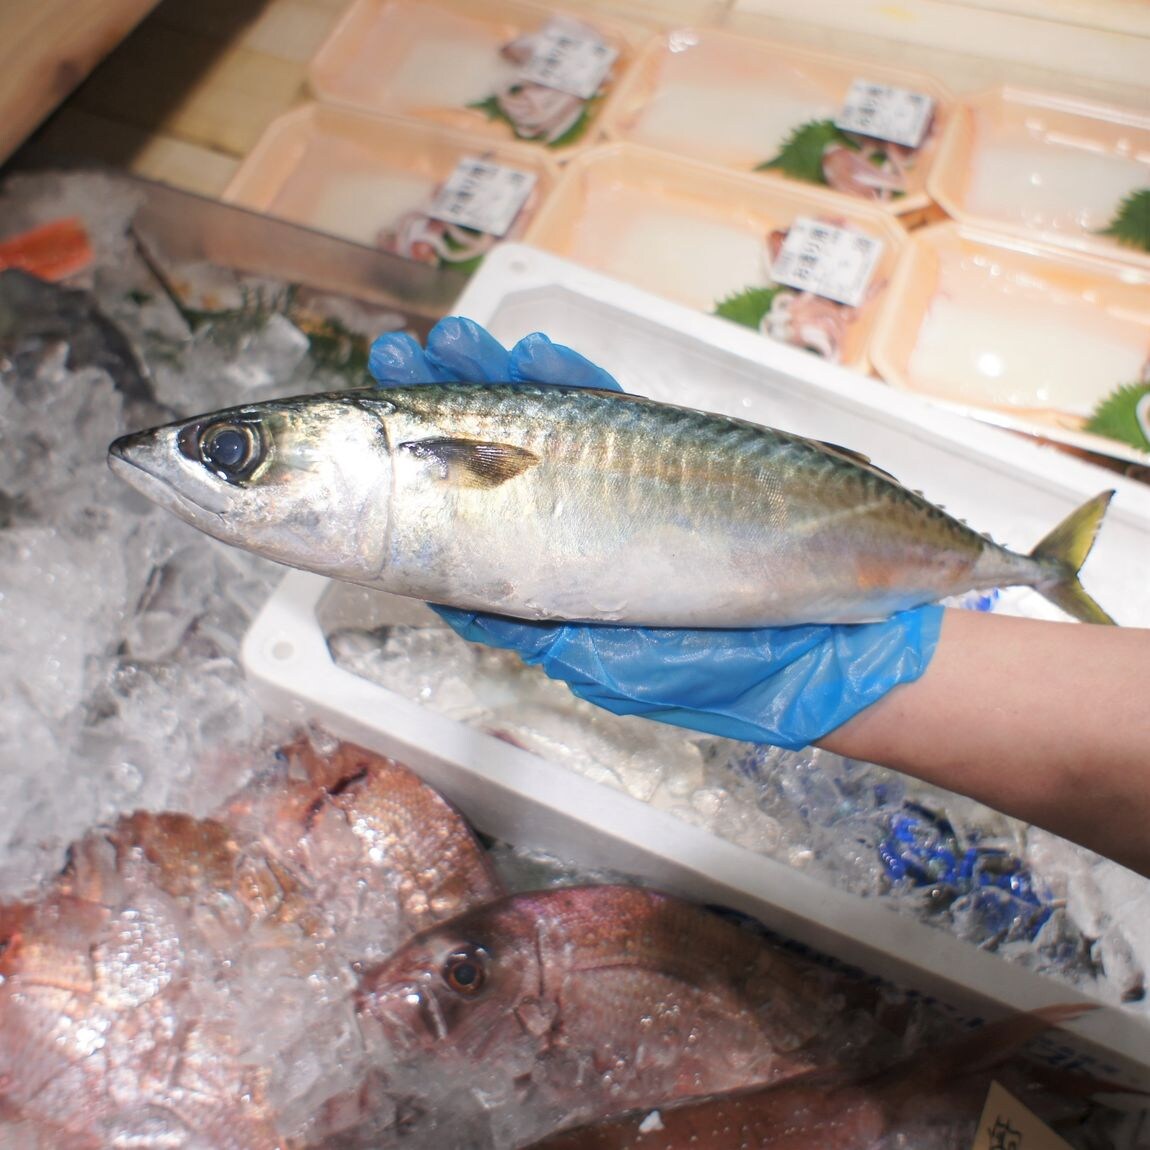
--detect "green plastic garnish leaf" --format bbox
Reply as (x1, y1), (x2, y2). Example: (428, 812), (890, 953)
(713, 285), (783, 329)
(547, 97), (598, 149)
(468, 92), (598, 149)
(1083, 381), (1150, 450)
(469, 95), (504, 121)
(1099, 189), (1150, 253)
(755, 119), (856, 185)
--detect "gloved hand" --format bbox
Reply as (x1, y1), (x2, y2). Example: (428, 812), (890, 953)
(367, 317), (943, 751)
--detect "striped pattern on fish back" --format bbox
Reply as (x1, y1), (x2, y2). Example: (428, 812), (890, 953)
(380, 382), (990, 564)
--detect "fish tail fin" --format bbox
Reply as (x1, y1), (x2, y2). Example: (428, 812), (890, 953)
(874, 1004), (1094, 1114)
(1030, 491), (1116, 625)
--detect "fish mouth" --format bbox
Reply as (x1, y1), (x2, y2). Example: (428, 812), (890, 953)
(358, 976), (450, 1047)
(108, 430), (232, 518)
(107, 436), (170, 500)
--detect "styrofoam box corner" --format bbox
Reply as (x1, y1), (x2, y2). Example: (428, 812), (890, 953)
(243, 243), (1150, 1087)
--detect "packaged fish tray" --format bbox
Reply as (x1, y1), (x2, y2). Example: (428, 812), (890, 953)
(306, 0), (645, 157)
(869, 221), (1150, 468)
(601, 27), (954, 225)
(524, 141), (909, 372)
(243, 242), (1150, 1090)
(928, 86), (1150, 270)
(569, 0), (728, 26)
(224, 104), (559, 278)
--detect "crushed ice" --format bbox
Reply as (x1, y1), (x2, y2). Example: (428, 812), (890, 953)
(0, 170), (1148, 1147)
(326, 544), (1150, 1016)
(0, 171), (406, 894)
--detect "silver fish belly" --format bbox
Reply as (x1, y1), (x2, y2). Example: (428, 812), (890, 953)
(107, 383), (1115, 627)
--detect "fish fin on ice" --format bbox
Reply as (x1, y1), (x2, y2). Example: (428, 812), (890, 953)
(873, 1003), (1095, 1113)
(401, 437), (540, 489)
(1030, 491), (1116, 625)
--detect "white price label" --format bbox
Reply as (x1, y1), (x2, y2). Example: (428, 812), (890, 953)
(520, 19), (617, 100)
(428, 158), (538, 237)
(835, 78), (935, 149)
(771, 218), (883, 307)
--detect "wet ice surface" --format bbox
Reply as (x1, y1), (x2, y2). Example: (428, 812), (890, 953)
(0, 171), (406, 896)
(0, 170), (1147, 1147)
(0, 733), (516, 1149)
(0, 329), (272, 893)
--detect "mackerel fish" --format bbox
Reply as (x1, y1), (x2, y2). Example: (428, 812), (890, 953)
(107, 383), (1116, 627)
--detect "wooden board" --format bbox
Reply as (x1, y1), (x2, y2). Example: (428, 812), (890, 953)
(71, 21), (309, 157)
(17, 107), (241, 198)
(0, 0), (160, 165)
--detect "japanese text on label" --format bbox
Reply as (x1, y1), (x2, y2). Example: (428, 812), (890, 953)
(520, 20), (617, 100)
(835, 78), (935, 149)
(771, 217), (883, 308)
(428, 158), (538, 237)
(970, 1082), (1073, 1150)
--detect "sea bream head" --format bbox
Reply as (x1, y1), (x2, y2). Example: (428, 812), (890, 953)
(108, 391), (393, 581)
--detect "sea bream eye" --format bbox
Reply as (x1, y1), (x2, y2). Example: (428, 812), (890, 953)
(194, 421), (263, 482)
(441, 944), (488, 996)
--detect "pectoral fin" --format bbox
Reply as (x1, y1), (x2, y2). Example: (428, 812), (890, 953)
(401, 437), (540, 489)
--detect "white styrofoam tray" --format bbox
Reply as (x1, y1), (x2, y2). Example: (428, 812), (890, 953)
(243, 243), (1150, 1086)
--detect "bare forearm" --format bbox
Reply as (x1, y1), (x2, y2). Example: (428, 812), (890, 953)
(820, 609), (1150, 877)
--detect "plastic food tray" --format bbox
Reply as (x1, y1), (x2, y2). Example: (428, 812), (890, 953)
(523, 142), (909, 373)
(307, 0), (644, 157)
(224, 104), (559, 253)
(870, 222), (1150, 468)
(243, 243), (1150, 1087)
(601, 27), (953, 222)
(928, 86), (1150, 270)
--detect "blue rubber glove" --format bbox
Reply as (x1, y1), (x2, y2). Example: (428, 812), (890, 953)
(368, 317), (943, 751)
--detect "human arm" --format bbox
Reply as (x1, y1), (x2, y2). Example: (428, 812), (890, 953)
(821, 608), (1150, 877)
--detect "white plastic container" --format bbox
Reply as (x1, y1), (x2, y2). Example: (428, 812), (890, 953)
(224, 104), (559, 253)
(929, 86), (1150, 270)
(307, 0), (644, 158)
(869, 221), (1150, 468)
(601, 27), (954, 221)
(524, 142), (909, 372)
(243, 243), (1150, 1087)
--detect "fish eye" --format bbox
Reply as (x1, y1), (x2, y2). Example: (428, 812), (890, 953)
(196, 421), (263, 482)
(441, 945), (488, 996)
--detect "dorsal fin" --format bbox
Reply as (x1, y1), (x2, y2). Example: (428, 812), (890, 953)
(815, 440), (902, 485)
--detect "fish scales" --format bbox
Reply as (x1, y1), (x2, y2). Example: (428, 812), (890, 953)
(377, 385), (986, 623)
(524, 1004), (1098, 1150)
(0, 740), (503, 1147)
(356, 886), (854, 1143)
(394, 383), (765, 516)
(107, 382), (1116, 626)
